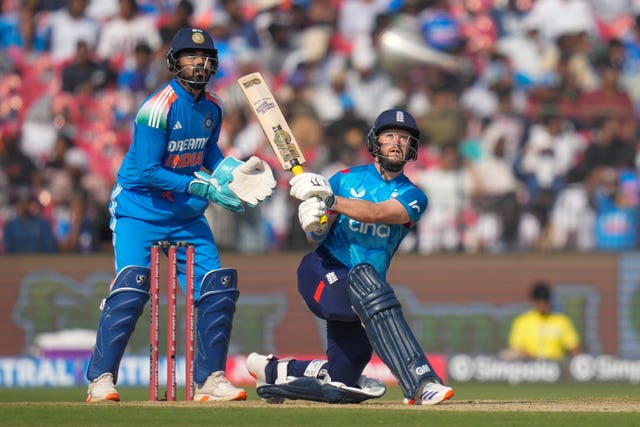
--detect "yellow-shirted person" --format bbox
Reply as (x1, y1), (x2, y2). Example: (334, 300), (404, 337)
(502, 282), (581, 361)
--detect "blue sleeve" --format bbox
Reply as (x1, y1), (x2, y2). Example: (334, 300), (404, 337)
(135, 124), (193, 193)
(397, 186), (428, 225)
(203, 137), (224, 172)
(202, 100), (224, 172)
(328, 171), (342, 194)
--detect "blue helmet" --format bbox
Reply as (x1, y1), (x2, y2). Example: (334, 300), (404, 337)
(366, 108), (421, 162)
(166, 28), (218, 87)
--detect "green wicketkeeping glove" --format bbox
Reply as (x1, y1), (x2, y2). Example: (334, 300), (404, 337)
(188, 171), (244, 213)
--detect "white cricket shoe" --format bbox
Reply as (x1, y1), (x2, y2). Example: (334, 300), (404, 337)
(86, 373), (120, 403)
(246, 352), (294, 385)
(404, 381), (454, 406)
(245, 352), (273, 386)
(246, 352), (292, 404)
(194, 371), (247, 402)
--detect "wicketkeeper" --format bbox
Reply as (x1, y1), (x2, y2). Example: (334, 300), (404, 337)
(246, 109), (454, 405)
(85, 27), (276, 402)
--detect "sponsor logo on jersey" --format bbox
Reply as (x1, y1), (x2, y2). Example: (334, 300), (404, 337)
(350, 188), (366, 198)
(166, 151), (203, 169)
(408, 200), (421, 212)
(348, 219), (391, 238)
(167, 138), (207, 152)
(173, 121), (183, 130)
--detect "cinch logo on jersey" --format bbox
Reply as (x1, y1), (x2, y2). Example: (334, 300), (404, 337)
(348, 219), (391, 238)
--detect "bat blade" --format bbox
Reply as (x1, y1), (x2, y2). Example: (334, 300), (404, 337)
(236, 72), (305, 174)
(237, 72), (326, 225)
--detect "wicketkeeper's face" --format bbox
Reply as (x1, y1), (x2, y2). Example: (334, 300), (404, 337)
(177, 50), (217, 83)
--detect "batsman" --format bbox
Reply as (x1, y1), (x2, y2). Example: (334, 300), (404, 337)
(85, 28), (276, 403)
(247, 108), (454, 405)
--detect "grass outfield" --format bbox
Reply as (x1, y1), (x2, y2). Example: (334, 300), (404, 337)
(0, 383), (638, 426)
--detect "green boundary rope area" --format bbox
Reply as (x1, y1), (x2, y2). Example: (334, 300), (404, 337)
(0, 383), (638, 427)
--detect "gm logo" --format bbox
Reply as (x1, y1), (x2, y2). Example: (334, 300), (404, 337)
(415, 364), (432, 375)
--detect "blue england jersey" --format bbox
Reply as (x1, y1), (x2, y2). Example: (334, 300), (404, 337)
(319, 163), (428, 278)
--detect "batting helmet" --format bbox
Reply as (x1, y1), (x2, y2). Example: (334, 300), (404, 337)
(366, 108), (421, 162)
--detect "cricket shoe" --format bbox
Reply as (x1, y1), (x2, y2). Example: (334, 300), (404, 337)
(404, 381), (454, 406)
(194, 371), (247, 402)
(246, 352), (292, 404)
(86, 373), (120, 403)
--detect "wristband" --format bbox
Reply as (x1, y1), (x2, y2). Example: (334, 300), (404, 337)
(324, 195), (336, 209)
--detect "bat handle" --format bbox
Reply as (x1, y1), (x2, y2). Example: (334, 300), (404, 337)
(291, 165), (328, 225)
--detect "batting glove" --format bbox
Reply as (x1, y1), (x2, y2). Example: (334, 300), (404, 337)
(298, 196), (327, 234)
(289, 172), (333, 203)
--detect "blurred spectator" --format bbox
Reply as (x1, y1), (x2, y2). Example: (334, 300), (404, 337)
(0, 123), (39, 189)
(620, 15), (640, 113)
(548, 168), (596, 251)
(158, 0), (194, 47)
(501, 281), (581, 361)
(415, 143), (477, 253)
(525, 0), (597, 45)
(576, 55), (635, 131)
(116, 42), (160, 98)
(258, 12), (296, 79)
(495, 14), (552, 89)
(577, 114), (636, 179)
(418, 0), (462, 54)
(96, 0), (161, 69)
(420, 84), (465, 148)
(344, 34), (399, 122)
(43, 0), (99, 64)
(61, 40), (115, 94)
(336, 0), (390, 43)
(480, 89), (526, 167)
(0, 2), (47, 55)
(517, 111), (585, 211)
(3, 186), (57, 253)
(592, 167), (639, 251)
(322, 106), (371, 172)
(471, 135), (523, 252)
(48, 147), (106, 253)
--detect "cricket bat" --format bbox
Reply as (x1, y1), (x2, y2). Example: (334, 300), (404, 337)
(237, 72), (327, 224)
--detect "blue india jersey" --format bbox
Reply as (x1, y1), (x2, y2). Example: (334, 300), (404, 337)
(319, 163), (428, 278)
(116, 78), (225, 194)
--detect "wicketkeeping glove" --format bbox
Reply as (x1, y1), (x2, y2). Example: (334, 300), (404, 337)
(189, 171), (244, 213)
(289, 172), (333, 203)
(298, 196), (327, 233)
(226, 156), (276, 206)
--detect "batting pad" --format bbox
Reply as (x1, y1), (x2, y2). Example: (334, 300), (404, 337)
(347, 263), (440, 399)
(257, 377), (382, 404)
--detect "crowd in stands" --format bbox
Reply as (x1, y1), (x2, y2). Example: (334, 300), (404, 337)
(1, 0), (640, 254)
